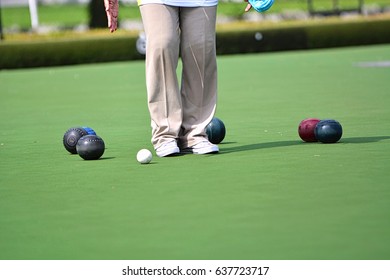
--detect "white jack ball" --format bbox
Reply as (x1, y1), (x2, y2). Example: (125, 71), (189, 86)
(136, 149), (153, 164)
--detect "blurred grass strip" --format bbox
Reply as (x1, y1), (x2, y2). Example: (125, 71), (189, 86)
(2, 1), (390, 30)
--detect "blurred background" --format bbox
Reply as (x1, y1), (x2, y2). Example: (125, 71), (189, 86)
(1, 0), (389, 35)
(1, 0), (389, 69)
(0, 0), (141, 34)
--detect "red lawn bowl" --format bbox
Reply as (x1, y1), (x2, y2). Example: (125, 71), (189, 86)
(298, 118), (321, 142)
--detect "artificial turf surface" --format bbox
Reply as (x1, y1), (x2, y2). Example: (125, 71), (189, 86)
(0, 44), (389, 260)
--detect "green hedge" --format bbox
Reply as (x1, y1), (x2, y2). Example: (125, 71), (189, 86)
(1, 18), (390, 69)
(0, 36), (144, 69)
(306, 20), (390, 48)
(216, 27), (308, 54)
(216, 19), (390, 54)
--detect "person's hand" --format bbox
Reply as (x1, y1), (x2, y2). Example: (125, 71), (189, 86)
(245, 0), (275, 13)
(104, 0), (118, 32)
(244, 0), (252, 12)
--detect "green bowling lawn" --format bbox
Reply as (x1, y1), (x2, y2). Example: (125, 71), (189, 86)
(0, 44), (389, 260)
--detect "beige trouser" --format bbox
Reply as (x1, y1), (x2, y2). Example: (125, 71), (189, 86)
(139, 4), (218, 150)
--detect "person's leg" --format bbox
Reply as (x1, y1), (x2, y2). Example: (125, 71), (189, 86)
(178, 6), (218, 150)
(140, 4), (182, 156)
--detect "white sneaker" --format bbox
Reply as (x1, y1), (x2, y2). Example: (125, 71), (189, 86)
(183, 140), (219, 155)
(155, 140), (180, 157)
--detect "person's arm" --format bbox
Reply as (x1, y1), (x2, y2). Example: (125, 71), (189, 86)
(104, 0), (119, 32)
(245, 0), (274, 13)
(244, 0), (252, 12)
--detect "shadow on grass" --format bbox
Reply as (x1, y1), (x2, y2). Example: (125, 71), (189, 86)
(99, 157), (116, 160)
(341, 136), (390, 144)
(220, 140), (300, 154)
(220, 136), (390, 154)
